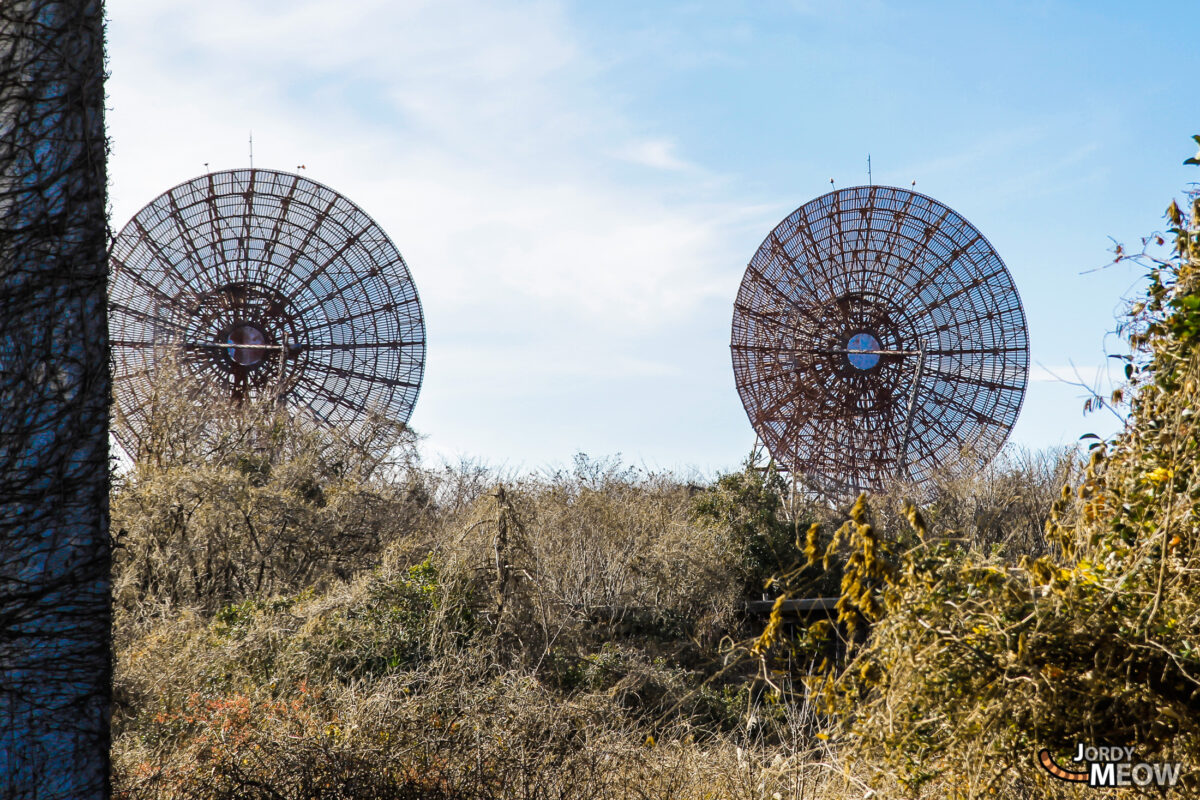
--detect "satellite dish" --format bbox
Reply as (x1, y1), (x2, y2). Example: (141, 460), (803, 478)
(731, 185), (1028, 496)
(109, 168), (425, 456)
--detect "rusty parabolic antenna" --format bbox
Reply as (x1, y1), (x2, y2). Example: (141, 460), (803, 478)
(109, 168), (425, 455)
(731, 185), (1028, 496)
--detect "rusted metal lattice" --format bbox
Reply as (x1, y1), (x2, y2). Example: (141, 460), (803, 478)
(110, 168), (425, 455)
(731, 185), (1028, 496)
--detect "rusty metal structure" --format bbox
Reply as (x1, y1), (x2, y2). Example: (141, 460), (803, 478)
(109, 168), (425, 455)
(731, 185), (1028, 496)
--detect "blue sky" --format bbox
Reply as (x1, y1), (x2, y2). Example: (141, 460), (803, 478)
(106, 0), (1200, 476)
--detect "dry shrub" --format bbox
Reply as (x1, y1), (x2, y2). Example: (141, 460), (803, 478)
(115, 666), (853, 800)
(111, 369), (1084, 798)
(867, 444), (1080, 559)
(438, 456), (743, 660)
(112, 525), (849, 799)
(115, 662), (653, 799)
(111, 367), (428, 620)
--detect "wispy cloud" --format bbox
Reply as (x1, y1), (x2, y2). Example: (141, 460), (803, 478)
(611, 137), (695, 171)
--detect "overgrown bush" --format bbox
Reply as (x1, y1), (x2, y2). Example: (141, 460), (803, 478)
(110, 451), (818, 798)
(690, 464), (820, 597)
(111, 368), (429, 619)
(865, 444), (1079, 559)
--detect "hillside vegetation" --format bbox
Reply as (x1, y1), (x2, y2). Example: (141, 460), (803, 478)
(112, 146), (1200, 799)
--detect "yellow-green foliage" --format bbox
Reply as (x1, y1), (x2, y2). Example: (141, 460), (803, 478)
(802, 148), (1200, 799)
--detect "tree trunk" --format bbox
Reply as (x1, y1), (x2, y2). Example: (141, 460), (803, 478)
(0, 1), (110, 797)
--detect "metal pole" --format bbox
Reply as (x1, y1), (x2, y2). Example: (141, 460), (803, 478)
(896, 342), (927, 479)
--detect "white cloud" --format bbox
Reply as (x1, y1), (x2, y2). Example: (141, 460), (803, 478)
(611, 137), (695, 171)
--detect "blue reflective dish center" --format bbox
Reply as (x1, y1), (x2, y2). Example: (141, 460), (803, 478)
(847, 332), (880, 370)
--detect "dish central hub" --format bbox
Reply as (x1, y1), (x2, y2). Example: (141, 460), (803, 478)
(846, 331), (881, 370)
(226, 323), (270, 367)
